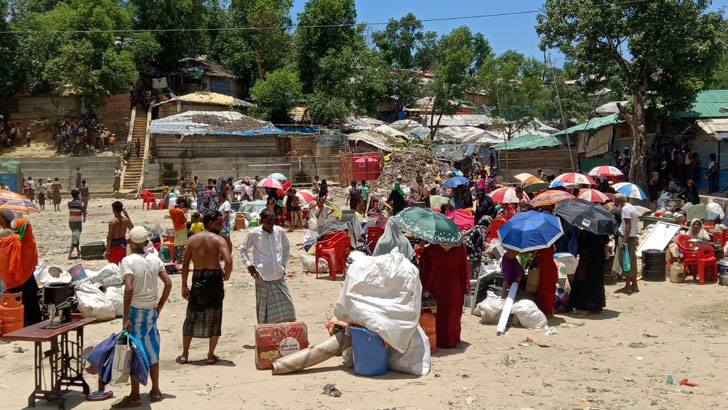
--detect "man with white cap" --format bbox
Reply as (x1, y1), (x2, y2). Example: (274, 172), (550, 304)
(116, 226), (172, 407)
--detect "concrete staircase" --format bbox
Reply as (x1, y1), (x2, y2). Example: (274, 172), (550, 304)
(123, 109), (148, 191)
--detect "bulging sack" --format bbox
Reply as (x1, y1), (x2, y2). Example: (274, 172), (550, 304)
(388, 325), (431, 376)
(511, 299), (548, 329)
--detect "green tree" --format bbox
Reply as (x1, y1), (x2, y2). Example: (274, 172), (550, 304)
(538, 0), (724, 186)
(385, 69), (422, 113)
(295, 0), (357, 93)
(532, 80), (592, 124)
(306, 90), (349, 125)
(0, 0), (22, 97)
(373, 12), (427, 69)
(413, 30), (438, 70)
(250, 67), (302, 123)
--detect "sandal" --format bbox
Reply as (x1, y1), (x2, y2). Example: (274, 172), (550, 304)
(175, 355), (188, 365)
(86, 390), (114, 401)
(150, 392), (163, 403)
(206, 355), (220, 365)
(111, 395), (141, 408)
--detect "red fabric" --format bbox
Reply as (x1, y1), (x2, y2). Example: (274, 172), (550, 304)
(486, 217), (507, 243)
(419, 244), (470, 349)
(451, 209), (474, 231)
(535, 246), (558, 317)
(15, 218), (38, 283)
(108, 246), (126, 265)
(0, 234), (24, 289)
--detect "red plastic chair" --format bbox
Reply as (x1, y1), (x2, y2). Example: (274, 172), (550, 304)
(367, 226), (384, 252)
(316, 234), (351, 280)
(321, 231), (347, 243)
(676, 234), (700, 281)
(140, 189), (156, 210)
(718, 229), (728, 248)
(697, 245), (718, 285)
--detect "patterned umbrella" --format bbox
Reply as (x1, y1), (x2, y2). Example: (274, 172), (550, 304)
(258, 177), (283, 189)
(588, 166), (624, 178)
(613, 183), (648, 200)
(498, 210), (564, 252)
(521, 176), (541, 185)
(0, 189), (40, 214)
(554, 173), (597, 186)
(268, 173), (288, 181)
(523, 179), (549, 194)
(488, 187), (530, 205)
(296, 189), (316, 205)
(578, 189), (609, 204)
(531, 190), (576, 208)
(392, 206), (463, 246)
(514, 173), (536, 182)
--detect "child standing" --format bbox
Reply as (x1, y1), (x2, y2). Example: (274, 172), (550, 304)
(116, 226), (173, 407)
(189, 212), (204, 235)
(501, 249), (524, 299)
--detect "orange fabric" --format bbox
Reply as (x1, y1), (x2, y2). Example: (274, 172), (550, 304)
(14, 218), (38, 283)
(0, 234), (25, 289)
(169, 207), (187, 231)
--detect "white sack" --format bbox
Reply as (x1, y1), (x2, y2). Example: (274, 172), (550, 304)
(334, 248), (421, 353)
(105, 286), (125, 317)
(88, 263), (123, 287)
(303, 229), (318, 247)
(388, 325), (430, 376)
(511, 299), (548, 329)
(477, 298), (505, 323)
(300, 255), (328, 273)
(74, 279), (116, 320)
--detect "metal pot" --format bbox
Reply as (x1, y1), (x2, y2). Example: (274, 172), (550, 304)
(719, 275), (728, 286)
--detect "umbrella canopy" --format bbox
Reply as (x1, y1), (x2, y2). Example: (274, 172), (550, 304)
(514, 173), (536, 182)
(268, 173), (288, 181)
(296, 189), (316, 205)
(555, 198), (616, 236)
(392, 207), (464, 246)
(633, 205), (651, 216)
(324, 200), (343, 220)
(443, 176), (470, 188)
(588, 166), (624, 178)
(613, 183), (647, 200)
(488, 187), (530, 205)
(554, 173), (597, 186)
(523, 179), (549, 194)
(578, 188), (609, 204)
(258, 177), (283, 189)
(0, 190), (40, 214)
(531, 190), (576, 208)
(497, 210), (564, 252)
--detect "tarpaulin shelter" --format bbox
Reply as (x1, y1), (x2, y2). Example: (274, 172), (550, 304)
(0, 159), (21, 192)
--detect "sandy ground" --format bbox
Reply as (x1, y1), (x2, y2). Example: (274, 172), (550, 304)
(1, 197), (728, 410)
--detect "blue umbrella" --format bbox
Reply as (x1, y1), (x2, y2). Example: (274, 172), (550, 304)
(614, 183), (648, 200)
(498, 210), (564, 252)
(443, 176), (470, 188)
(549, 181), (566, 189)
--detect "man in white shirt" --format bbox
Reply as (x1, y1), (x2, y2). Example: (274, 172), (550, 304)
(217, 191), (232, 252)
(612, 193), (640, 294)
(240, 208), (296, 324)
(119, 226), (172, 407)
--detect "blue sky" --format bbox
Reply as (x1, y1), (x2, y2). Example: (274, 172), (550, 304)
(291, 0), (728, 64)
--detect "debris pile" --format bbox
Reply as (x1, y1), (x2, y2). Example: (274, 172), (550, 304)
(373, 148), (444, 195)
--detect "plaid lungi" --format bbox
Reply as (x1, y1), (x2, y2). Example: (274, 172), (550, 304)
(183, 269), (224, 338)
(256, 277), (296, 324)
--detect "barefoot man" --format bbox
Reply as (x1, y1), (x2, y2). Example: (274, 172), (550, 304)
(177, 211), (232, 365)
(106, 201), (134, 265)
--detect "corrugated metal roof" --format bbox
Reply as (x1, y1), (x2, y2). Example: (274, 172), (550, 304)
(552, 113), (622, 136)
(676, 90), (728, 118)
(421, 114), (491, 127)
(435, 126), (486, 142)
(491, 133), (563, 151)
(149, 111), (282, 136)
(154, 92), (254, 108)
(347, 131), (394, 152)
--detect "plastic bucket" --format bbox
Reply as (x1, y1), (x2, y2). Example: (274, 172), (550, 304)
(350, 326), (389, 376)
(68, 264), (88, 282)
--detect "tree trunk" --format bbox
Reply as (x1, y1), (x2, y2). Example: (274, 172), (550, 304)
(255, 49), (265, 80)
(621, 92), (648, 188)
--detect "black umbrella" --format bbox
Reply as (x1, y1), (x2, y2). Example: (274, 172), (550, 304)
(554, 198), (616, 236)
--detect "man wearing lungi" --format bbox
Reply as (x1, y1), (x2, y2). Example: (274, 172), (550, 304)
(117, 226), (172, 407)
(67, 189), (85, 259)
(240, 208), (296, 324)
(106, 201), (134, 264)
(177, 211), (232, 365)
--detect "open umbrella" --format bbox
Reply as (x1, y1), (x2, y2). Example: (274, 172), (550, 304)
(497, 210), (564, 252)
(554, 173), (597, 186)
(531, 190), (575, 208)
(443, 176), (469, 188)
(268, 173), (288, 181)
(324, 200), (343, 220)
(258, 177), (283, 189)
(578, 188), (609, 204)
(588, 166), (624, 178)
(392, 207), (463, 246)
(0, 189), (40, 214)
(613, 183), (647, 200)
(488, 187), (530, 205)
(555, 198), (616, 236)
(514, 173), (536, 182)
(523, 179), (549, 194)
(296, 189), (316, 205)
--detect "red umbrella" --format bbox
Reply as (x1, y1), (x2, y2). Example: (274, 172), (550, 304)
(258, 177), (283, 189)
(488, 187), (530, 205)
(296, 189), (316, 205)
(554, 173), (597, 186)
(588, 165), (624, 178)
(578, 189), (609, 204)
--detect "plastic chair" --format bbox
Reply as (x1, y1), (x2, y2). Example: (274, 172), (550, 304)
(321, 231), (347, 243)
(140, 189), (156, 210)
(676, 234), (699, 281)
(718, 229), (728, 248)
(697, 245), (718, 285)
(316, 234), (351, 280)
(367, 226), (384, 252)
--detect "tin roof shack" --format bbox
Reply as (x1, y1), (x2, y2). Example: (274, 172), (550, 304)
(551, 113), (630, 171)
(149, 111), (283, 159)
(492, 133), (572, 179)
(153, 92), (255, 119)
(151, 57), (243, 99)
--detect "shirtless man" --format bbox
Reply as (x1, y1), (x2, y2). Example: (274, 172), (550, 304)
(105, 201), (134, 265)
(177, 211), (232, 365)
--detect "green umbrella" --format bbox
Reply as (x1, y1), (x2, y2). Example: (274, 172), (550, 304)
(392, 207), (464, 246)
(268, 172), (288, 181)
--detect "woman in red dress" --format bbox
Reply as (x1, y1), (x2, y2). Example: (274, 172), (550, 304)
(535, 245), (558, 317)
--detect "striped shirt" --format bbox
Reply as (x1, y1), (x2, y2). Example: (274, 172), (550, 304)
(68, 199), (84, 224)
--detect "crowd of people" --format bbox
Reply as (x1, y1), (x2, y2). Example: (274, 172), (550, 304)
(0, 122), (31, 148)
(52, 118), (116, 155)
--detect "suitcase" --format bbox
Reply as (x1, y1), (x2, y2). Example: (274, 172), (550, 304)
(81, 241), (107, 260)
(255, 322), (309, 370)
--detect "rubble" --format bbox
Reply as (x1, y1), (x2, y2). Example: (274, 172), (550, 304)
(373, 148), (445, 196)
